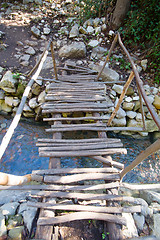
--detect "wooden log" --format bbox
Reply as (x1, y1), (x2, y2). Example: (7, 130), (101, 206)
(32, 167), (119, 175)
(39, 148), (127, 157)
(42, 116), (111, 121)
(45, 126), (107, 132)
(37, 212), (127, 226)
(137, 85), (146, 130)
(47, 86), (105, 90)
(37, 138), (121, 143)
(43, 104), (110, 109)
(50, 42), (58, 80)
(0, 182), (120, 191)
(42, 108), (111, 113)
(28, 202), (141, 214)
(42, 173), (120, 184)
(121, 182), (160, 190)
(37, 142), (122, 148)
(120, 138), (160, 180)
(0, 172), (31, 186)
(107, 71), (135, 126)
(38, 143), (123, 152)
(91, 156), (124, 169)
(50, 123), (106, 128)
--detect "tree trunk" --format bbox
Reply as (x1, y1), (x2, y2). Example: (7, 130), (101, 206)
(111, 0), (131, 29)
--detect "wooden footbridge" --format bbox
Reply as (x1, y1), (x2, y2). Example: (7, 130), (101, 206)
(0, 33), (160, 240)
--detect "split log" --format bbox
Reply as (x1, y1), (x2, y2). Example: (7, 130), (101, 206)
(43, 116), (109, 121)
(121, 182), (160, 190)
(0, 172), (31, 186)
(37, 212), (127, 226)
(28, 202), (141, 214)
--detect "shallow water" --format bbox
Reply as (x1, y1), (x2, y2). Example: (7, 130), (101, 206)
(0, 115), (159, 184)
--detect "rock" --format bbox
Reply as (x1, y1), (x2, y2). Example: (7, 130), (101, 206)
(20, 54), (30, 62)
(43, 27), (50, 35)
(126, 87), (135, 96)
(141, 59), (148, 71)
(153, 214), (160, 239)
(151, 87), (158, 95)
(95, 26), (101, 35)
(35, 0), (42, 5)
(122, 213), (138, 238)
(109, 30), (114, 36)
(0, 210), (7, 237)
(25, 40), (38, 47)
(144, 85), (151, 95)
(8, 226), (24, 240)
(19, 202), (37, 233)
(112, 117), (126, 127)
(126, 111), (137, 119)
(7, 214), (23, 230)
(0, 101), (12, 113)
(116, 107), (126, 119)
(0, 31), (5, 39)
(0, 66), (3, 73)
(140, 190), (160, 205)
(101, 23), (107, 31)
(125, 96), (132, 102)
(123, 102), (135, 111)
(136, 113), (145, 122)
(28, 98), (39, 109)
(88, 40), (99, 48)
(25, 46), (36, 55)
(5, 96), (14, 107)
(0, 190), (34, 205)
(91, 65), (119, 82)
(59, 42), (86, 59)
(127, 119), (158, 132)
(38, 90), (46, 103)
(112, 84), (123, 94)
(133, 213), (145, 231)
(13, 98), (20, 107)
(0, 202), (19, 216)
(31, 26), (40, 38)
(32, 83), (41, 95)
(87, 26), (94, 34)
(42, 56), (56, 69)
(91, 46), (107, 59)
(69, 24), (79, 38)
(0, 71), (17, 93)
(0, 90), (5, 100)
(79, 26), (88, 34)
(20, 61), (29, 67)
(59, 26), (69, 36)
(153, 95), (160, 109)
(93, 18), (100, 27)
(129, 236), (158, 240)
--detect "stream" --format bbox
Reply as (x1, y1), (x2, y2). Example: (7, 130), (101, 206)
(0, 114), (160, 184)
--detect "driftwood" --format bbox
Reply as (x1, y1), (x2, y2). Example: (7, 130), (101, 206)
(42, 173), (120, 184)
(120, 138), (160, 180)
(0, 182), (120, 191)
(28, 202), (141, 214)
(37, 138), (121, 143)
(32, 167), (119, 175)
(37, 212), (127, 226)
(107, 71), (135, 126)
(91, 156), (124, 169)
(0, 172), (31, 186)
(39, 148), (127, 157)
(121, 182), (160, 190)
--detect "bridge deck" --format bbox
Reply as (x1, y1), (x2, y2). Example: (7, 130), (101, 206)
(32, 70), (142, 239)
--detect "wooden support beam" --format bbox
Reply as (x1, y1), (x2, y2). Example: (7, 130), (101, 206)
(37, 212), (127, 226)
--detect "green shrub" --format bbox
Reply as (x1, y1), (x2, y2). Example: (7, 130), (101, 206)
(120, 0), (160, 83)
